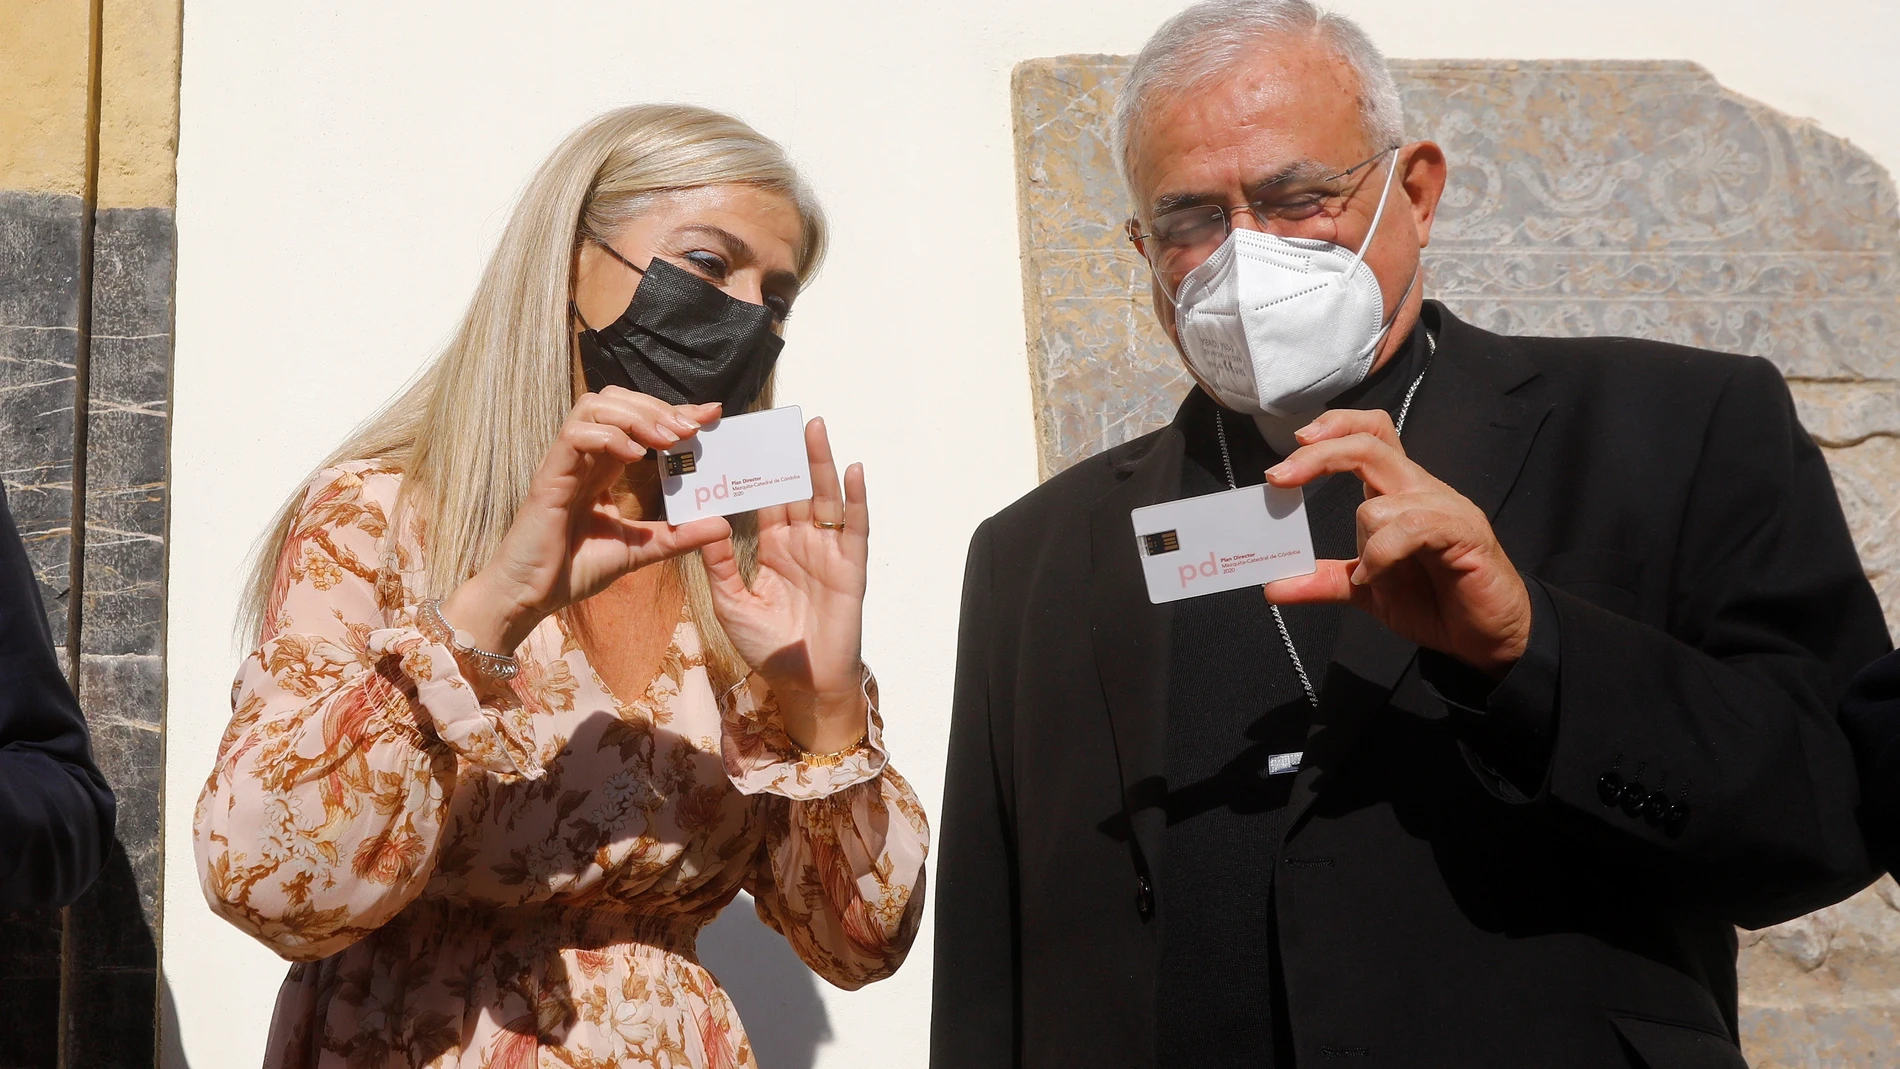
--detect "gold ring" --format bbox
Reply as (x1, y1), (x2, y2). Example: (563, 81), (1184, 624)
(813, 520), (847, 530)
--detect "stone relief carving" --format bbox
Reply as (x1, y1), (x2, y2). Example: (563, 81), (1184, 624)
(1012, 56), (1900, 1065)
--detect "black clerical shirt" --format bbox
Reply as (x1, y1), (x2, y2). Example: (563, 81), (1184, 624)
(1155, 327), (1432, 1066)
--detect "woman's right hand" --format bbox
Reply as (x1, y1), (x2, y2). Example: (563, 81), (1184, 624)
(439, 388), (731, 653)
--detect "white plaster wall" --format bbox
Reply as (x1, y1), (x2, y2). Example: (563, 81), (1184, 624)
(164, 1), (1900, 1065)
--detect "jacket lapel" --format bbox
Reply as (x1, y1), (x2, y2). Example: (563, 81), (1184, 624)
(1285, 304), (1554, 832)
(1087, 422), (1185, 884)
(1406, 308), (1551, 531)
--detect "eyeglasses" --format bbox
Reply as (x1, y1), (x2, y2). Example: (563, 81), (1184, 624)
(1127, 146), (1399, 269)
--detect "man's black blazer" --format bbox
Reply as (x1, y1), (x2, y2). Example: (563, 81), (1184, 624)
(1840, 651), (1900, 874)
(0, 482), (114, 908)
(931, 303), (1889, 1069)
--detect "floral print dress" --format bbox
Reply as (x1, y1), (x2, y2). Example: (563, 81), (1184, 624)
(194, 462), (930, 1068)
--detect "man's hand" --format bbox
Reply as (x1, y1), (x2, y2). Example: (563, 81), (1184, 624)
(1262, 408), (1531, 676)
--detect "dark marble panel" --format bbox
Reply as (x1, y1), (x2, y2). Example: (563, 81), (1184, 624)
(0, 192), (84, 645)
(63, 208), (172, 1069)
(62, 655), (163, 1068)
(74, 465), (166, 659)
(89, 209), (175, 339)
(69, 213), (171, 1069)
(76, 654), (163, 919)
(0, 322), (78, 639)
(0, 192), (83, 329)
(0, 190), (83, 1067)
(0, 908), (63, 1068)
(0, 200), (179, 1067)
(81, 208), (173, 661)
(1, 173), (175, 1069)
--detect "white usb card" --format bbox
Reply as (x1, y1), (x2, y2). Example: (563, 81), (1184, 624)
(661, 406), (813, 525)
(1129, 484), (1317, 604)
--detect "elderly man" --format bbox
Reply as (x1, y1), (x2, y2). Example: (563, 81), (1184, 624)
(931, 2), (1889, 1066)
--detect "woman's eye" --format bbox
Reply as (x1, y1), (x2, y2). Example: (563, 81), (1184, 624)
(684, 251), (729, 278)
(764, 296), (792, 323)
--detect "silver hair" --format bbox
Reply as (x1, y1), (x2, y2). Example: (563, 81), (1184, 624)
(1112, 0), (1405, 199)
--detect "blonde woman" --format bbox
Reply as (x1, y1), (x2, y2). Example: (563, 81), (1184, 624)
(195, 105), (928, 1068)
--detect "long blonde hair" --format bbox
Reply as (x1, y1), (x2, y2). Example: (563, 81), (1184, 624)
(240, 104), (829, 690)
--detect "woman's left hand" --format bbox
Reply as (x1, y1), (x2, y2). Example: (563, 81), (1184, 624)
(702, 417), (869, 753)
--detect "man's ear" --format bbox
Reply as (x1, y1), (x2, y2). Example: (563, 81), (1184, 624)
(1401, 141), (1449, 250)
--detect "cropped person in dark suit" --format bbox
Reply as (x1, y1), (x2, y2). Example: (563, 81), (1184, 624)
(930, 2), (1889, 1067)
(0, 482), (114, 908)
(1841, 653), (1900, 875)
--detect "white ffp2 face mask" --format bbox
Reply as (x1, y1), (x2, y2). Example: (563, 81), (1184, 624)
(1172, 149), (1416, 420)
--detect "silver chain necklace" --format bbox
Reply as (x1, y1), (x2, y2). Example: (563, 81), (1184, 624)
(1213, 331), (1435, 712)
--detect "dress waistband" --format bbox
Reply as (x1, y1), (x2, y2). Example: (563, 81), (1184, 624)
(397, 898), (707, 960)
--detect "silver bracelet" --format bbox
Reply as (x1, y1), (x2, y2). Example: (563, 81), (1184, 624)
(416, 599), (521, 684)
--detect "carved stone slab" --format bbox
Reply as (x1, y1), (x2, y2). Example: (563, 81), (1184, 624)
(1013, 56), (1900, 1064)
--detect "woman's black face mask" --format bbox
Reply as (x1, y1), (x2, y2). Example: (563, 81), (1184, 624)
(576, 243), (784, 413)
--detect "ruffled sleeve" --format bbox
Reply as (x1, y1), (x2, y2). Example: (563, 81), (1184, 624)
(721, 669), (931, 988)
(193, 464), (541, 962)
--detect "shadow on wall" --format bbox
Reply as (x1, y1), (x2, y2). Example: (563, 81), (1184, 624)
(160, 970), (191, 1069)
(0, 841), (161, 1068)
(698, 892), (832, 1069)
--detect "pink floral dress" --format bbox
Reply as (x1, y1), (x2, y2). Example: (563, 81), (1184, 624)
(194, 462), (929, 1068)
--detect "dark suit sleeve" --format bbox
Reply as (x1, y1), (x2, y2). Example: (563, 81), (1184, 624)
(1422, 575), (1562, 798)
(1840, 650), (1900, 875)
(0, 484), (115, 909)
(931, 522), (1020, 1068)
(1533, 356), (1887, 928)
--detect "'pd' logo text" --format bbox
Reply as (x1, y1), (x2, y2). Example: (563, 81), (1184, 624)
(695, 476), (730, 510)
(1179, 552), (1219, 587)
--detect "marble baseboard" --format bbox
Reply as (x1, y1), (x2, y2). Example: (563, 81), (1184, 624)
(61, 204), (173, 1067)
(0, 191), (172, 1065)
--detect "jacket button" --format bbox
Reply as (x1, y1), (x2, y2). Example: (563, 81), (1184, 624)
(1597, 772), (1624, 807)
(1664, 802), (1691, 836)
(1619, 782), (1648, 817)
(1642, 792), (1669, 825)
